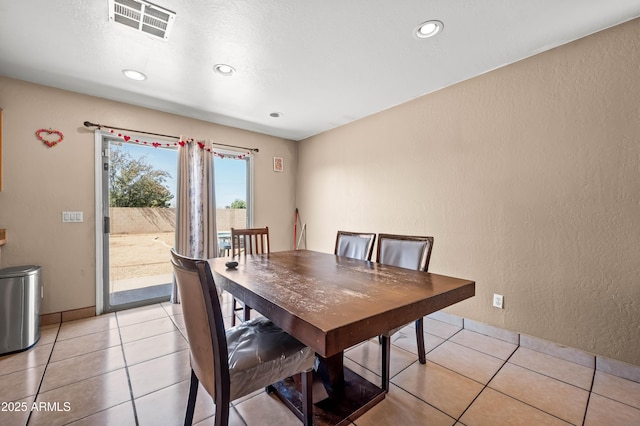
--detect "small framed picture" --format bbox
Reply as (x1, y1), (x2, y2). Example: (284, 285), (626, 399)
(273, 157), (284, 172)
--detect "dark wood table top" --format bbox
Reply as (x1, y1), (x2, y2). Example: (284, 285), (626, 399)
(210, 249), (475, 358)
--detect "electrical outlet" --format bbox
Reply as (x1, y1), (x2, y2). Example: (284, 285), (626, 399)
(493, 293), (504, 309)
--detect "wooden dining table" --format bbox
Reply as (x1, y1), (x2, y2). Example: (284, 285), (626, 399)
(210, 249), (475, 425)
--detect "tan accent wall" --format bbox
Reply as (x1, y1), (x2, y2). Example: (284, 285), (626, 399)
(109, 208), (176, 234)
(0, 78), (297, 314)
(296, 19), (640, 365)
(108, 208), (246, 234)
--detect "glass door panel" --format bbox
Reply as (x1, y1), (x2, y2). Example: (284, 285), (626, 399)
(102, 138), (177, 311)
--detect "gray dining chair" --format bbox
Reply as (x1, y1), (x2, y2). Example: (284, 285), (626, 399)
(334, 230), (376, 261)
(230, 227), (270, 325)
(170, 249), (314, 426)
(376, 233), (434, 391)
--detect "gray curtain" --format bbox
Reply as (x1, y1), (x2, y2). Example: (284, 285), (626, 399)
(171, 138), (218, 303)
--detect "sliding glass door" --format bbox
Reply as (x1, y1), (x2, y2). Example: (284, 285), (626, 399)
(100, 137), (177, 312)
(97, 135), (253, 313)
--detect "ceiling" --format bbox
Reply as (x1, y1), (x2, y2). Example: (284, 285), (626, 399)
(1, 1), (639, 141)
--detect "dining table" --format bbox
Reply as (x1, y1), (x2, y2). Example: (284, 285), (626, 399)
(210, 249), (475, 425)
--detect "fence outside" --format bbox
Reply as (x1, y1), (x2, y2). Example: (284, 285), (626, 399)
(109, 207), (247, 234)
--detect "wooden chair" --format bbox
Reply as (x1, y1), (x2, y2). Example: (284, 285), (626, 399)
(230, 227), (270, 325)
(170, 249), (314, 426)
(376, 233), (434, 391)
(334, 230), (376, 261)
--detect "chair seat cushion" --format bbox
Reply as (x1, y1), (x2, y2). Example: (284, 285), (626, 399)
(226, 317), (315, 400)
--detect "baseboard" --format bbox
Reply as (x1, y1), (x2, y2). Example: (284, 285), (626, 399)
(40, 306), (96, 326)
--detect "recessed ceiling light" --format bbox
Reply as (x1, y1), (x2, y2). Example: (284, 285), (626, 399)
(214, 64), (236, 76)
(269, 112), (283, 118)
(122, 69), (147, 81)
(415, 20), (443, 38)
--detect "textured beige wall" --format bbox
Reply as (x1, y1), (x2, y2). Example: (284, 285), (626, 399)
(296, 19), (640, 365)
(0, 77), (297, 314)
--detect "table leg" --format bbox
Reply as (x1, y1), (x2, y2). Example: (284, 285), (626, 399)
(316, 351), (345, 396)
(270, 351), (385, 425)
(381, 335), (391, 392)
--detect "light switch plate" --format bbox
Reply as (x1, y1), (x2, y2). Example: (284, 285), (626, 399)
(493, 293), (504, 309)
(62, 211), (83, 223)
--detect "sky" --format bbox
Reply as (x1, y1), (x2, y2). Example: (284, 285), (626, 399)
(114, 142), (247, 208)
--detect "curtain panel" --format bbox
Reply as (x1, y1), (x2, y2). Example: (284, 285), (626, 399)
(172, 138), (219, 303)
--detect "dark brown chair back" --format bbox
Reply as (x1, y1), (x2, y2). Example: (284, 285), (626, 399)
(231, 227), (270, 256)
(376, 233), (434, 271)
(334, 230), (376, 261)
(375, 233), (435, 387)
(170, 249), (230, 409)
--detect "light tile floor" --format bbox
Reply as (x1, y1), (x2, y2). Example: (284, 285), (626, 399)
(1, 295), (639, 426)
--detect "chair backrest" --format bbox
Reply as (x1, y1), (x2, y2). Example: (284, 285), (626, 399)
(334, 231), (376, 261)
(170, 249), (230, 402)
(376, 233), (434, 271)
(231, 227), (270, 257)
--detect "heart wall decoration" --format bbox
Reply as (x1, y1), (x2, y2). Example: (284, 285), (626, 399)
(36, 128), (64, 147)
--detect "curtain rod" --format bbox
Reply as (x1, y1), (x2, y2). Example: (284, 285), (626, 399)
(83, 121), (259, 152)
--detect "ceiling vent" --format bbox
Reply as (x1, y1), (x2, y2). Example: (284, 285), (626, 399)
(108, 0), (176, 40)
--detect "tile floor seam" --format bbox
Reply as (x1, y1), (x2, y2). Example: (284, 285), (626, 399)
(117, 315), (173, 330)
(48, 343), (123, 364)
(0, 348), (47, 378)
(38, 368), (129, 396)
(487, 387), (580, 425)
(57, 402), (131, 426)
(439, 339), (510, 363)
(450, 332), (519, 361)
(230, 404), (248, 426)
(579, 363), (597, 426)
(588, 392), (640, 415)
(115, 312), (141, 426)
(344, 342), (450, 414)
(383, 327), (452, 379)
(55, 328), (119, 343)
(424, 330), (451, 353)
(126, 350), (191, 401)
(454, 340), (519, 424)
(121, 327), (182, 344)
(377, 326), (469, 420)
(344, 340), (420, 383)
(25, 324), (60, 425)
(424, 352), (502, 387)
(387, 368), (461, 423)
(506, 358), (594, 393)
(119, 324), (182, 345)
(485, 348), (588, 426)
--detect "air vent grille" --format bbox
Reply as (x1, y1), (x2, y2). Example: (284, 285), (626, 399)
(108, 0), (175, 40)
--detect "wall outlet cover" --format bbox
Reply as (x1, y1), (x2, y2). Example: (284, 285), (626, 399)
(493, 293), (504, 309)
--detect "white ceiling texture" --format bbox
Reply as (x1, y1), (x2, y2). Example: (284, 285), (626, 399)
(1, 1), (639, 141)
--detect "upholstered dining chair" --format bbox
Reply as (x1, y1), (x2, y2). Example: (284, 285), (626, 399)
(376, 233), (434, 391)
(334, 230), (376, 261)
(170, 249), (314, 426)
(230, 227), (270, 325)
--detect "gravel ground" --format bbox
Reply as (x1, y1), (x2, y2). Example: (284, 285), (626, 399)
(109, 232), (174, 281)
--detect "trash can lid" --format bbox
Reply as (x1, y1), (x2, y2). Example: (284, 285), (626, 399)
(0, 265), (41, 278)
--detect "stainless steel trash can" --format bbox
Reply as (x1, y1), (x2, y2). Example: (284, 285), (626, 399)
(0, 265), (42, 355)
